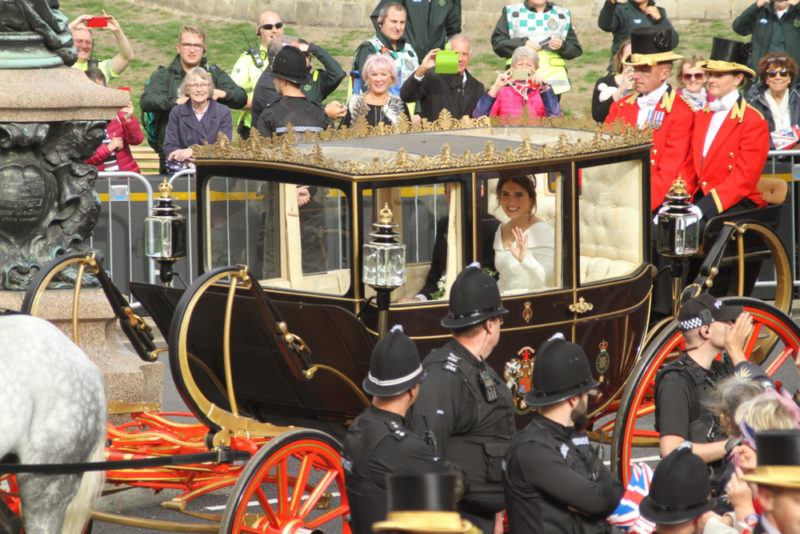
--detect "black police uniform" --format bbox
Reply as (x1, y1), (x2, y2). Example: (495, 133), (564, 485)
(342, 405), (452, 534)
(654, 351), (735, 445)
(255, 96), (332, 138)
(504, 412), (623, 533)
(408, 339), (515, 522)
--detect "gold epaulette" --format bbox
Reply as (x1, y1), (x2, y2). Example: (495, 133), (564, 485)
(660, 88), (676, 113)
(624, 91), (640, 105)
(730, 98), (747, 123)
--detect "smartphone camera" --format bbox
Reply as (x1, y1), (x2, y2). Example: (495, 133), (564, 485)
(511, 69), (532, 81)
(87, 16), (108, 28)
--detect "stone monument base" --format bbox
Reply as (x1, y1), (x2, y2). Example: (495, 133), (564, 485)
(0, 289), (163, 421)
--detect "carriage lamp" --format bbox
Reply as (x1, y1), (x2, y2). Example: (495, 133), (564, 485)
(655, 177), (702, 258)
(362, 203), (406, 338)
(145, 178), (187, 286)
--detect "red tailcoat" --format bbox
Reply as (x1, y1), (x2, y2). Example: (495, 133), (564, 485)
(688, 96), (768, 218)
(605, 86), (696, 212)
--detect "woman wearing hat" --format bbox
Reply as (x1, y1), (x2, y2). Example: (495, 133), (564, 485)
(686, 38), (769, 221)
(746, 53), (800, 149)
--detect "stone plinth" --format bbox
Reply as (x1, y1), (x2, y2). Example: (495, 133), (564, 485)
(0, 67), (127, 122)
(0, 290), (163, 419)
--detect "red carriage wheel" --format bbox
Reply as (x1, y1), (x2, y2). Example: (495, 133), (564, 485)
(219, 429), (351, 534)
(610, 296), (800, 484)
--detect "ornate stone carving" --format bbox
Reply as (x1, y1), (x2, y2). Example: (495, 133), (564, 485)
(0, 121), (106, 289)
(0, 0), (76, 68)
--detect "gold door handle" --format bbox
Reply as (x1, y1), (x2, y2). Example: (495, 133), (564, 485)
(569, 297), (594, 314)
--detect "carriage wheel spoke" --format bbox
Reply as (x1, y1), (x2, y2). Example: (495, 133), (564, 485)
(299, 469), (337, 519)
(289, 453), (313, 516)
(276, 459), (288, 517)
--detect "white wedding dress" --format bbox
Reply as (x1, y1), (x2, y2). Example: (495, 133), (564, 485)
(494, 222), (555, 293)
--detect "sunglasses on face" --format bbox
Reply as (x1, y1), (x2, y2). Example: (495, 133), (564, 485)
(767, 68), (790, 78)
(683, 73), (704, 81)
(260, 22), (283, 31)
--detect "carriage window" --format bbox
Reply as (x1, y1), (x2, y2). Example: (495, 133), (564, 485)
(362, 182), (459, 302)
(205, 176), (351, 295)
(482, 170), (562, 295)
(578, 161), (644, 284)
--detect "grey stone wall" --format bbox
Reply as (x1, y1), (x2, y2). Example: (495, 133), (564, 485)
(143, 0), (753, 30)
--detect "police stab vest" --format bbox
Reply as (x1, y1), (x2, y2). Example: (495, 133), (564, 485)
(506, 2), (571, 94)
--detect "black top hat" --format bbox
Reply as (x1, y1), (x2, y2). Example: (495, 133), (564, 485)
(524, 333), (599, 407)
(363, 325), (426, 397)
(639, 446), (712, 525)
(441, 263), (508, 329)
(623, 25), (682, 66)
(677, 293), (743, 331)
(699, 37), (755, 78)
(271, 45), (308, 85)
(372, 474), (474, 533)
(741, 430), (800, 489)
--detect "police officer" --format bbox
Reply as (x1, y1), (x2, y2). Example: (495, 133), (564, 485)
(655, 294), (761, 463)
(255, 46), (331, 138)
(504, 333), (624, 533)
(408, 263), (515, 534)
(343, 325), (457, 534)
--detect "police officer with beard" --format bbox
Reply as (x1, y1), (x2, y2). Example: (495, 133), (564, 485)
(409, 264), (515, 534)
(343, 325), (460, 534)
(504, 333), (624, 533)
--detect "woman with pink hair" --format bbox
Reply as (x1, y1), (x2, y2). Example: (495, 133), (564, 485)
(342, 53), (409, 127)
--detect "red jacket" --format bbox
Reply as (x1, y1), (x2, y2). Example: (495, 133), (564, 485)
(688, 96), (768, 218)
(605, 86), (696, 211)
(86, 111), (144, 173)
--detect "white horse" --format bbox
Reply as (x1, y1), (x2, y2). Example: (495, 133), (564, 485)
(0, 314), (107, 533)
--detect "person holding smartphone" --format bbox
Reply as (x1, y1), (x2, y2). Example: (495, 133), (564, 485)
(472, 46), (561, 122)
(68, 10), (135, 82)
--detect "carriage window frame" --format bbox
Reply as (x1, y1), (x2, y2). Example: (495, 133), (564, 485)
(203, 174), (352, 296)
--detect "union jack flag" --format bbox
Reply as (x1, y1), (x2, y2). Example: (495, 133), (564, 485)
(607, 462), (655, 533)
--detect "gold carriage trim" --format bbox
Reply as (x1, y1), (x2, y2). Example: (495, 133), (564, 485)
(191, 112), (653, 176)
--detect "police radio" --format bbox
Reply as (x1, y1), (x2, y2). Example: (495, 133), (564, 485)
(479, 362), (499, 403)
(243, 30), (263, 69)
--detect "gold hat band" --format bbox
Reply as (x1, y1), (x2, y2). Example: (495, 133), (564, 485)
(741, 465), (800, 488)
(623, 51), (683, 67)
(699, 59), (756, 78)
(372, 511), (475, 533)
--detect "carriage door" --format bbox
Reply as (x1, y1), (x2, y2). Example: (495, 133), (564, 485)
(573, 158), (651, 407)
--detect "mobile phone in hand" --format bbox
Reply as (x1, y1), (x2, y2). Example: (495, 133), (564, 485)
(538, 36), (552, 47)
(87, 16), (108, 28)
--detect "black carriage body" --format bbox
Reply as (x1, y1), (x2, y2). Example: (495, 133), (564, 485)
(133, 123), (655, 428)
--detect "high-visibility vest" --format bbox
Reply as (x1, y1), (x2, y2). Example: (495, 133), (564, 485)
(506, 2), (572, 94)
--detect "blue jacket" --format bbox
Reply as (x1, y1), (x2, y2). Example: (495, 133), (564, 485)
(162, 99), (232, 157)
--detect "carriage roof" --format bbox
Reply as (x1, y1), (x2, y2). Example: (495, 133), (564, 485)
(192, 116), (653, 179)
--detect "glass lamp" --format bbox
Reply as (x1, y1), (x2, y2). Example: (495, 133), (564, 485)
(145, 178), (186, 286)
(362, 203), (406, 336)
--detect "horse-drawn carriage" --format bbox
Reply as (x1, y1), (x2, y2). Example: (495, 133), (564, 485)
(3, 115), (799, 532)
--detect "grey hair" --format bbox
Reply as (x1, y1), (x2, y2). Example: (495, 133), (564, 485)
(179, 67), (214, 98)
(378, 1), (406, 20)
(704, 376), (763, 437)
(448, 34), (472, 56)
(268, 35), (298, 63)
(511, 46), (539, 69)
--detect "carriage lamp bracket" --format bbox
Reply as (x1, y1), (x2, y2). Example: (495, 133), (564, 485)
(145, 179), (187, 286)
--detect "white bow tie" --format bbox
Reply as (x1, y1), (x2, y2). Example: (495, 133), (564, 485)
(707, 99), (729, 113)
(637, 92), (661, 109)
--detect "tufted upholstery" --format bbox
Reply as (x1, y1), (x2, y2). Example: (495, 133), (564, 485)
(578, 162), (643, 283)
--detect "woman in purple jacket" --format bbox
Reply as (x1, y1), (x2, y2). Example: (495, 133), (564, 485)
(163, 66), (232, 172)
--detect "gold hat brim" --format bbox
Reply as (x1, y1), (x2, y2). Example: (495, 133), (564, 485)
(699, 59), (756, 79)
(623, 51), (683, 67)
(741, 465), (800, 488)
(372, 511), (475, 533)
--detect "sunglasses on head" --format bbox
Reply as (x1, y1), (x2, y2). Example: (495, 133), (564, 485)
(766, 56), (788, 64)
(260, 22), (283, 30)
(683, 72), (704, 81)
(767, 68), (790, 77)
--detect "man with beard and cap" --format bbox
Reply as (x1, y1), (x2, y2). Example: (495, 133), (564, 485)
(409, 263), (515, 534)
(503, 333), (624, 533)
(639, 445), (738, 533)
(741, 430), (800, 534)
(343, 325), (461, 534)
(604, 25), (695, 213)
